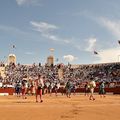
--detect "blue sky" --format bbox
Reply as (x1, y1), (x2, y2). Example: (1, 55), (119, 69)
(0, 0), (120, 65)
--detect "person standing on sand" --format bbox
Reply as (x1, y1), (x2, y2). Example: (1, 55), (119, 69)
(31, 80), (36, 95)
(99, 81), (106, 98)
(22, 80), (28, 99)
(84, 82), (90, 96)
(15, 81), (21, 97)
(21, 80), (28, 99)
(89, 78), (96, 100)
(35, 75), (44, 103)
(65, 80), (72, 98)
(55, 82), (60, 96)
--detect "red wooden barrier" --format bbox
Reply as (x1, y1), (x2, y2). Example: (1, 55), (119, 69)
(0, 87), (120, 95)
(0, 88), (15, 95)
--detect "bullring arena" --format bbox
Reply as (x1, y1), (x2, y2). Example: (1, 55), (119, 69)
(0, 60), (120, 120)
(0, 94), (120, 120)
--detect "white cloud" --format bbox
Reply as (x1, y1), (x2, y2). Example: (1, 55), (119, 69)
(42, 34), (59, 41)
(30, 21), (60, 42)
(85, 37), (97, 52)
(16, 0), (26, 5)
(94, 47), (120, 63)
(63, 55), (77, 62)
(99, 17), (120, 39)
(30, 21), (58, 33)
(77, 11), (120, 40)
(30, 21), (83, 50)
(30, 21), (74, 44)
(16, 0), (41, 6)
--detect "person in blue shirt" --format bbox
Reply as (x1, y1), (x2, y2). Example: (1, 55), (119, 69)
(65, 80), (72, 98)
(99, 81), (106, 98)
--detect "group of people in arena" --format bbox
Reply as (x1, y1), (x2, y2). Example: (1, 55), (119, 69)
(15, 79), (28, 99)
(13, 74), (107, 102)
(14, 75), (44, 102)
(14, 74), (61, 102)
(84, 78), (105, 100)
(0, 61), (119, 102)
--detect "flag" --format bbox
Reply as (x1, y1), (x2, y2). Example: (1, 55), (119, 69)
(12, 45), (16, 49)
(94, 51), (98, 55)
(118, 40), (120, 44)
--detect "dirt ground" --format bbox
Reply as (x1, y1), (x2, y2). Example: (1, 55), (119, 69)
(0, 94), (120, 120)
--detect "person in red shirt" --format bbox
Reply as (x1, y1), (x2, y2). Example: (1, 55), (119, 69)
(35, 75), (44, 103)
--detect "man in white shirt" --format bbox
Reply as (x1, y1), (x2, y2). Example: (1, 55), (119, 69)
(89, 78), (96, 100)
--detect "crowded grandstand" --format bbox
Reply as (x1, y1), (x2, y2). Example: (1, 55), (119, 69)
(0, 61), (120, 94)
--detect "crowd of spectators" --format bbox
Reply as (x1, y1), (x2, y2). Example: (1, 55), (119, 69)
(63, 62), (120, 83)
(0, 62), (120, 88)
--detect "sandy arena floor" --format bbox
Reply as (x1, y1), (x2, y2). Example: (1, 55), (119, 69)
(0, 94), (120, 120)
